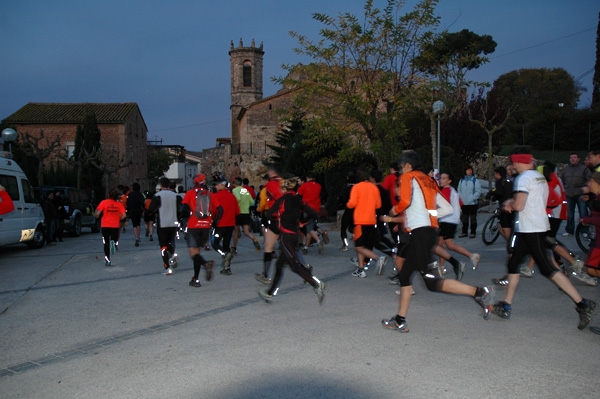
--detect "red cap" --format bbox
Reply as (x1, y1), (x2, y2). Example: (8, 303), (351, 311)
(194, 173), (206, 185)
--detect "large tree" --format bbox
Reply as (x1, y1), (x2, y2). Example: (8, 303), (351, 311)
(490, 68), (582, 149)
(277, 0), (440, 168)
(73, 113), (103, 191)
(412, 29), (497, 170)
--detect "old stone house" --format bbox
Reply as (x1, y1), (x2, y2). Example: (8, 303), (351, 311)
(2, 102), (149, 191)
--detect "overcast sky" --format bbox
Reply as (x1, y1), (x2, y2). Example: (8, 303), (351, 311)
(1, 0), (597, 152)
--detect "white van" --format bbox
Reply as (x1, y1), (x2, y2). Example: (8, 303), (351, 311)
(0, 151), (46, 249)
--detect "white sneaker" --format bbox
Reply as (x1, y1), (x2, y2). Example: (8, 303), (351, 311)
(162, 267), (173, 275)
(571, 271), (598, 286)
(571, 259), (584, 274)
(519, 265), (534, 278)
(352, 268), (367, 278)
(561, 232), (572, 237)
(470, 253), (481, 270)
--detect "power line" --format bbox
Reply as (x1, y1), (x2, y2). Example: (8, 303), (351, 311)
(491, 27), (595, 59)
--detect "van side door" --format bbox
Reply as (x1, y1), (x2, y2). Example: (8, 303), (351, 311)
(0, 174), (22, 245)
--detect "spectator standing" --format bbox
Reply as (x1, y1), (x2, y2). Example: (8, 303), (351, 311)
(43, 191), (58, 246)
(53, 190), (68, 242)
(457, 165), (481, 238)
(149, 177), (180, 275)
(95, 189), (126, 266)
(560, 153), (591, 236)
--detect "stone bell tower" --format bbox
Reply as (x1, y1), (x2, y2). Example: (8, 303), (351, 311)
(229, 38), (264, 149)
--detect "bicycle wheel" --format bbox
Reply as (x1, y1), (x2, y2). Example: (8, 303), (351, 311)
(482, 214), (501, 245)
(575, 222), (593, 255)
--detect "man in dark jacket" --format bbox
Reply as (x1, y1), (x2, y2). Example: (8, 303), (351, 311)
(560, 153), (591, 236)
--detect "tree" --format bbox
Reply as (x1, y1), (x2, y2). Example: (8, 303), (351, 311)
(17, 129), (65, 186)
(73, 113), (103, 190)
(412, 29), (497, 170)
(277, 0), (440, 168)
(490, 68), (582, 148)
(468, 87), (512, 188)
(146, 146), (173, 189)
(268, 112), (315, 177)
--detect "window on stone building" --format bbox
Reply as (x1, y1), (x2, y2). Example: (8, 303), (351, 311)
(243, 61), (252, 87)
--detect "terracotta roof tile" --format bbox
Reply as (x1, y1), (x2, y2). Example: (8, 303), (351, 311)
(3, 102), (140, 124)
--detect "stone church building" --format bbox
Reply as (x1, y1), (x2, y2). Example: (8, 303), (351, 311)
(197, 39), (297, 188)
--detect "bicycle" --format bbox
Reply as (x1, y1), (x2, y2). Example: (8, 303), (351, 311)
(575, 222), (593, 255)
(481, 203), (501, 246)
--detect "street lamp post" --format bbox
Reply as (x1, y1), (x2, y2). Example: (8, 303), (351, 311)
(432, 101), (444, 178)
(552, 102), (564, 153)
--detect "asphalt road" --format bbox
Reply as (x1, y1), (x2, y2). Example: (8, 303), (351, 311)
(0, 213), (598, 399)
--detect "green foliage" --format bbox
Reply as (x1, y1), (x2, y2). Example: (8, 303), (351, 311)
(147, 146), (173, 188)
(277, 0), (440, 167)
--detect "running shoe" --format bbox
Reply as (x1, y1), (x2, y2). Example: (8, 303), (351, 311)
(253, 239), (261, 252)
(302, 246), (309, 255)
(377, 256), (387, 276)
(492, 301), (512, 319)
(149, 235), (153, 241)
(570, 259), (584, 274)
(519, 265), (534, 278)
(163, 267), (173, 275)
(388, 275), (400, 285)
(474, 286), (495, 320)
(205, 260), (214, 281)
(169, 253), (178, 268)
(493, 276), (509, 286)
(223, 252), (233, 269)
(105, 260), (111, 267)
(470, 253), (481, 270)
(109, 240), (116, 255)
(340, 245), (348, 252)
(350, 257), (358, 266)
(576, 300), (597, 330)
(352, 268), (367, 278)
(314, 282), (327, 305)
(258, 289), (273, 303)
(571, 271), (598, 286)
(135, 239), (140, 247)
(454, 262), (466, 281)
(255, 273), (272, 285)
(220, 267), (232, 275)
(381, 317), (409, 333)
(231, 247), (238, 255)
(189, 278), (201, 287)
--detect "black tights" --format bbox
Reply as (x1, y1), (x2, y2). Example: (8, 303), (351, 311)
(269, 233), (318, 295)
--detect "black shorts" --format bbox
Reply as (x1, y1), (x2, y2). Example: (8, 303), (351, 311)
(439, 222), (457, 240)
(236, 213), (252, 226)
(129, 214), (142, 228)
(499, 211), (514, 229)
(185, 228), (210, 248)
(354, 225), (378, 248)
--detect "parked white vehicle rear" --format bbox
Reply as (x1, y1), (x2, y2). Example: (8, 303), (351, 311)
(0, 151), (46, 249)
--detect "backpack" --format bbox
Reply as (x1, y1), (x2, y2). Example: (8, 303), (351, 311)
(194, 187), (211, 219)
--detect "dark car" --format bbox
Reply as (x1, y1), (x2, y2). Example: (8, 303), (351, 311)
(35, 186), (99, 236)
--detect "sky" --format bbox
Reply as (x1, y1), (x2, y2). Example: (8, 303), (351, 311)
(1, 0), (598, 152)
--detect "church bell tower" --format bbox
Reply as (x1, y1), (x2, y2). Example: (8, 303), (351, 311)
(229, 38), (264, 149)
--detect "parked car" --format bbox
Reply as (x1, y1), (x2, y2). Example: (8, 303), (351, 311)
(35, 186), (99, 236)
(0, 151), (46, 249)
